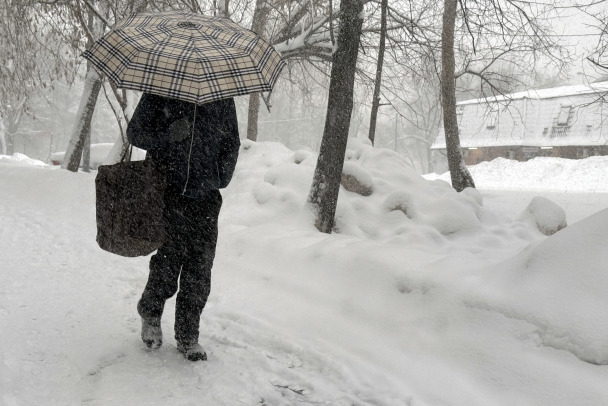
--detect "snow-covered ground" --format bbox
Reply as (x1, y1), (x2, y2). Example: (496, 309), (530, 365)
(425, 156), (608, 223)
(1, 142), (607, 406)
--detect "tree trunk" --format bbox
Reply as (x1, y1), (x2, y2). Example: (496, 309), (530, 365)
(426, 138), (433, 173)
(368, 0), (387, 146)
(4, 131), (14, 156)
(247, 95), (260, 141)
(4, 121), (16, 156)
(82, 128), (91, 172)
(4, 107), (23, 156)
(62, 4), (107, 172)
(217, 0), (230, 17)
(61, 68), (102, 172)
(394, 116), (399, 151)
(307, 0), (364, 233)
(441, 0), (475, 191)
(246, 0), (270, 142)
(0, 120), (5, 155)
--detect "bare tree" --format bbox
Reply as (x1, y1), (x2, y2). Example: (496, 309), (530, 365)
(56, 0), (213, 170)
(356, 0), (569, 180)
(60, 0), (345, 165)
(61, 68), (103, 171)
(246, 0), (271, 141)
(62, 1), (108, 172)
(441, 0), (475, 191)
(307, 0), (365, 233)
(395, 67), (443, 173)
(367, 0), (388, 146)
(581, 1), (608, 77)
(0, 1), (80, 155)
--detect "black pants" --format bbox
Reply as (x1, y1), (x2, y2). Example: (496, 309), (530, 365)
(137, 187), (222, 343)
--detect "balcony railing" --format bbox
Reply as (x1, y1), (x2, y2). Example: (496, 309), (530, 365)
(548, 126), (571, 138)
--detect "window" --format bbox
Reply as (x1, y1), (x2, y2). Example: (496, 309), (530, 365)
(556, 105), (572, 127)
(577, 148), (589, 158)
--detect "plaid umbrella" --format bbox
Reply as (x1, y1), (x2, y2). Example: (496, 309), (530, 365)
(82, 10), (284, 104)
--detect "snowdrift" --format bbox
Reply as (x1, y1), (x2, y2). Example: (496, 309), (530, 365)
(473, 208), (608, 365)
(426, 155), (608, 192)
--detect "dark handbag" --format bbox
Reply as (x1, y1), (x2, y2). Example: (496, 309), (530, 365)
(95, 148), (166, 257)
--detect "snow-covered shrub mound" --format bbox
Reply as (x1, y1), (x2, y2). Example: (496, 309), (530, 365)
(518, 196), (567, 236)
(473, 208), (608, 365)
(226, 139), (493, 240)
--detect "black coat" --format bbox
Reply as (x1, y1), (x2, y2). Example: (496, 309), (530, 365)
(127, 93), (240, 199)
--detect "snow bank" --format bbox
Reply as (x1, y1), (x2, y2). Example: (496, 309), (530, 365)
(0, 153), (47, 167)
(471, 208), (608, 365)
(219, 141), (608, 404)
(50, 143), (146, 168)
(426, 156), (608, 192)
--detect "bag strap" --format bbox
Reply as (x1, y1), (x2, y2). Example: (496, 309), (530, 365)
(182, 103), (197, 195)
(120, 143), (133, 163)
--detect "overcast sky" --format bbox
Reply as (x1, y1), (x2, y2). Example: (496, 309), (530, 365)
(553, 1), (607, 82)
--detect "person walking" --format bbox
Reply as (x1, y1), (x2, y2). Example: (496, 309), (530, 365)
(82, 10), (283, 360)
(127, 92), (240, 361)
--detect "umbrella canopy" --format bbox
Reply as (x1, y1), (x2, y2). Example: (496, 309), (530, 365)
(83, 10), (284, 104)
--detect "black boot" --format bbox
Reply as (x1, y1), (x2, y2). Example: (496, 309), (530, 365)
(177, 341), (207, 361)
(141, 317), (163, 350)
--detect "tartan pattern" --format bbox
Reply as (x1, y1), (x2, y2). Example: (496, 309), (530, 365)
(83, 11), (285, 104)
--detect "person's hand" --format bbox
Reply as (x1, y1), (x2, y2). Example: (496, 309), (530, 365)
(168, 117), (191, 143)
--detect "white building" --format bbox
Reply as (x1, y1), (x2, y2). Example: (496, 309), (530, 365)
(432, 82), (608, 164)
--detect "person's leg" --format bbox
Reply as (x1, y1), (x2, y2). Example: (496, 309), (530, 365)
(137, 247), (183, 319)
(174, 190), (222, 356)
(137, 188), (186, 348)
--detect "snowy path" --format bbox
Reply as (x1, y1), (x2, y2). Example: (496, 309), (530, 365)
(0, 165), (408, 405)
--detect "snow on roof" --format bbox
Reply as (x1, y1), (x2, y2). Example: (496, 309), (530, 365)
(457, 82), (608, 106)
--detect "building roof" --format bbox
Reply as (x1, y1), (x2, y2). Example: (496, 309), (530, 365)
(457, 82), (608, 105)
